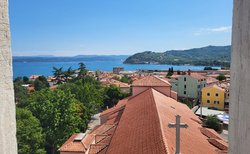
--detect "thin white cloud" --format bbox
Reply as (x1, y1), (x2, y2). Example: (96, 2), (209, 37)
(194, 33), (201, 36)
(194, 26), (232, 36)
(209, 26), (232, 32)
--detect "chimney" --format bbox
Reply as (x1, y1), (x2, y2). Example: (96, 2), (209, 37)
(188, 69), (191, 76)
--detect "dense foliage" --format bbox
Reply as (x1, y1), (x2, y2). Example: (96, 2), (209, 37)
(205, 115), (221, 131)
(15, 62), (131, 154)
(124, 45), (231, 67)
(16, 108), (46, 154)
(112, 76), (133, 84)
(216, 75), (226, 81)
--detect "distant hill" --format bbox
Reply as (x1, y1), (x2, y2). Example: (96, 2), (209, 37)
(13, 55), (130, 63)
(123, 45), (231, 67)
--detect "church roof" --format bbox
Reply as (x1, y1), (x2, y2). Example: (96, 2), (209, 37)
(106, 88), (224, 154)
(132, 75), (171, 87)
(59, 75), (227, 154)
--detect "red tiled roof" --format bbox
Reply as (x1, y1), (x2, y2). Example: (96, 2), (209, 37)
(109, 79), (130, 88)
(208, 139), (228, 150)
(200, 128), (223, 140)
(27, 87), (35, 91)
(132, 75), (171, 87)
(82, 134), (95, 149)
(50, 85), (58, 90)
(58, 134), (78, 151)
(58, 134), (90, 152)
(170, 74), (183, 78)
(105, 109), (124, 124)
(100, 105), (126, 117)
(202, 84), (225, 92)
(190, 73), (207, 80)
(207, 77), (219, 84)
(90, 124), (117, 135)
(89, 144), (107, 154)
(95, 135), (109, 144)
(107, 88), (224, 154)
(29, 75), (42, 79)
(107, 88), (166, 154)
(161, 77), (171, 82)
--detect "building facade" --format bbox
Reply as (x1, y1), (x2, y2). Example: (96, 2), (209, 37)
(201, 84), (226, 110)
(171, 73), (207, 99)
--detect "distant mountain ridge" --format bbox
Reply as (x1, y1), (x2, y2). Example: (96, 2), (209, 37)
(123, 45), (231, 67)
(13, 55), (130, 63)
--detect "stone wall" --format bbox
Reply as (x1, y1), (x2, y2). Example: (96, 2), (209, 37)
(229, 0), (250, 153)
(0, 0), (17, 153)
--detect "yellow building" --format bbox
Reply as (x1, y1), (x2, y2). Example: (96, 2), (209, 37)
(201, 84), (225, 110)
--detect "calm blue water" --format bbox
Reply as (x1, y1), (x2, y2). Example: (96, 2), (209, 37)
(13, 61), (220, 79)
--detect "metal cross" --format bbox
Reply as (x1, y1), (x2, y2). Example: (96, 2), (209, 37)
(168, 114), (188, 154)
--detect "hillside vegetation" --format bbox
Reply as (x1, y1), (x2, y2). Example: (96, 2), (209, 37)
(123, 45), (231, 67)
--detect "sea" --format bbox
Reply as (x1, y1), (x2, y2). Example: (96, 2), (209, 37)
(13, 61), (220, 79)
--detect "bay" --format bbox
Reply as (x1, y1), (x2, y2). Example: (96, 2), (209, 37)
(13, 61), (220, 79)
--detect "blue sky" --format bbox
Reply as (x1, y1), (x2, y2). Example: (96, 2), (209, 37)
(9, 0), (233, 56)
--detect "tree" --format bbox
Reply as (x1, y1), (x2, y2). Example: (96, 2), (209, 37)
(14, 82), (28, 103)
(34, 76), (49, 91)
(204, 67), (212, 70)
(166, 67), (174, 78)
(23, 76), (29, 83)
(16, 107), (46, 154)
(216, 75), (226, 81)
(62, 66), (75, 82)
(58, 79), (103, 129)
(52, 67), (63, 84)
(21, 89), (83, 154)
(77, 62), (87, 78)
(14, 77), (23, 83)
(103, 84), (123, 108)
(205, 115), (221, 131)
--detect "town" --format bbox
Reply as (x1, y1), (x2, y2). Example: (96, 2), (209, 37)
(16, 65), (230, 153)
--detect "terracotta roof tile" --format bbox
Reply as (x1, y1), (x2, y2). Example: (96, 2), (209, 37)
(58, 134), (77, 151)
(95, 135), (109, 144)
(132, 75), (171, 87)
(90, 124), (117, 135)
(100, 104), (126, 117)
(202, 84), (225, 92)
(107, 88), (224, 154)
(207, 77), (219, 84)
(82, 134), (95, 149)
(170, 74), (183, 78)
(89, 125), (102, 134)
(50, 85), (58, 90)
(27, 86), (35, 91)
(107, 89), (167, 154)
(29, 75), (42, 79)
(89, 144), (107, 154)
(199, 128), (223, 140)
(98, 148), (108, 154)
(58, 134), (95, 152)
(152, 89), (219, 154)
(190, 73), (207, 80)
(208, 139), (228, 150)
(161, 77), (171, 82)
(99, 135), (112, 145)
(106, 109), (124, 124)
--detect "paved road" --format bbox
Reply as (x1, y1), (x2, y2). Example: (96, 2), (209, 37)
(84, 113), (101, 134)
